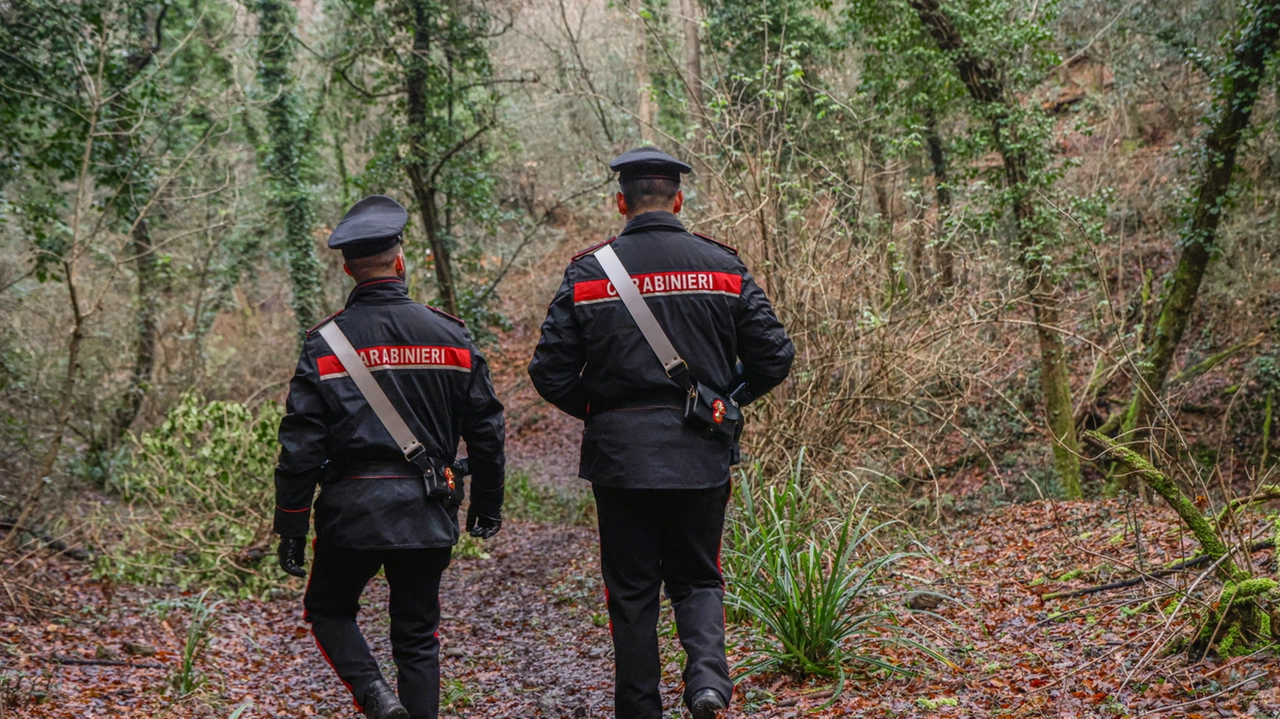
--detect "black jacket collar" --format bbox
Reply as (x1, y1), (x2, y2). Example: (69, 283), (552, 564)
(346, 277), (412, 307)
(620, 211), (686, 236)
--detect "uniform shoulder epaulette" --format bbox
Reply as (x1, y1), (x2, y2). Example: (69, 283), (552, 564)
(306, 309), (344, 336)
(692, 232), (738, 255)
(571, 236), (617, 261)
(427, 305), (466, 327)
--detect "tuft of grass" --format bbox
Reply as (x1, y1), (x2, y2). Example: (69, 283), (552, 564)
(441, 677), (472, 709)
(453, 532), (491, 560)
(502, 470), (595, 526)
(724, 451), (955, 704)
(171, 589), (222, 695)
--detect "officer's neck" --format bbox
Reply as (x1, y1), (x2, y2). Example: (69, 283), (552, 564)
(624, 207), (679, 222)
(352, 271), (405, 285)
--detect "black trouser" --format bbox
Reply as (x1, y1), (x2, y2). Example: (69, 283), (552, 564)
(304, 540), (452, 719)
(592, 482), (734, 719)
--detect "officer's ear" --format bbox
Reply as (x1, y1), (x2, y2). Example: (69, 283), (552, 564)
(343, 263), (354, 278)
(672, 189), (684, 215)
(394, 252), (405, 277)
(616, 191), (628, 217)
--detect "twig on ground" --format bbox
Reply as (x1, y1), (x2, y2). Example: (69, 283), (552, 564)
(1034, 591), (1175, 627)
(1043, 539), (1276, 600)
(46, 654), (165, 669)
(1138, 672), (1268, 717)
(0, 517), (91, 560)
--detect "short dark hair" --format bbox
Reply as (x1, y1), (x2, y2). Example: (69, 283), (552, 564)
(620, 177), (680, 210)
(344, 243), (402, 279)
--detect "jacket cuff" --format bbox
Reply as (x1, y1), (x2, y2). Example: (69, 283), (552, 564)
(469, 483), (504, 517)
(273, 506), (311, 537)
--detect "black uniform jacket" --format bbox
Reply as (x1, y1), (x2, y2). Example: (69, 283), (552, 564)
(527, 211), (793, 489)
(273, 278), (505, 550)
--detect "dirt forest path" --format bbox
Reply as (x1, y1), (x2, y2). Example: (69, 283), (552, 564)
(434, 521), (616, 717)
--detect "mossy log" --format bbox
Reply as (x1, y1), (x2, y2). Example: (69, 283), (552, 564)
(1083, 431), (1239, 581)
(1186, 577), (1278, 659)
(1084, 431), (1280, 656)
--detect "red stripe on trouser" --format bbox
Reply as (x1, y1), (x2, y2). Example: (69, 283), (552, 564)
(719, 481), (730, 640)
(312, 630), (362, 712)
(603, 585), (614, 636)
(301, 536), (317, 622)
(304, 537), (362, 712)
(722, 481), (732, 702)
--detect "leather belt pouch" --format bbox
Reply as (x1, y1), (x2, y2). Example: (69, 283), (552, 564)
(408, 453), (465, 509)
(684, 381), (742, 443)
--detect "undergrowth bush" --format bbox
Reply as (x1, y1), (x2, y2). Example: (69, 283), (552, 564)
(724, 452), (952, 699)
(97, 397), (591, 590)
(97, 393), (281, 595)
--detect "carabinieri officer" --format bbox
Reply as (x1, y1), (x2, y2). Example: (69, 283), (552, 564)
(528, 148), (794, 719)
(273, 195), (505, 719)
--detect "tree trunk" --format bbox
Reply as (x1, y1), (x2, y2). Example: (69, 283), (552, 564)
(333, 120), (352, 205)
(1032, 289), (1082, 495)
(405, 0), (461, 316)
(256, 0), (324, 333)
(111, 214), (157, 440)
(96, 30), (164, 460)
(910, 0), (1083, 498)
(633, 0), (658, 142)
(923, 106), (954, 288)
(681, 0), (703, 112)
(1121, 0), (1280, 440)
(906, 162), (928, 296)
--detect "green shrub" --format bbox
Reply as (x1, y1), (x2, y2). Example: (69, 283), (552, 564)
(98, 392), (281, 594)
(724, 452), (952, 698)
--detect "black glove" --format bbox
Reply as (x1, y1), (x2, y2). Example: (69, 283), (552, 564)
(729, 362), (754, 406)
(466, 506), (502, 539)
(452, 457), (471, 477)
(277, 535), (307, 578)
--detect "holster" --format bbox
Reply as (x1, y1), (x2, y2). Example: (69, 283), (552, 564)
(408, 450), (467, 510)
(674, 366), (742, 444)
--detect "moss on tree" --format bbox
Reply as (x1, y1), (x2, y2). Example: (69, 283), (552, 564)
(1189, 578), (1278, 659)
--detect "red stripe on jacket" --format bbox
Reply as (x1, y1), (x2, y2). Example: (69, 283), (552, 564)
(317, 345), (472, 379)
(573, 271), (742, 304)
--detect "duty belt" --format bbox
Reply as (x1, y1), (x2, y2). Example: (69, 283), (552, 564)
(590, 388), (687, 414)
(333, 460), (422, 480)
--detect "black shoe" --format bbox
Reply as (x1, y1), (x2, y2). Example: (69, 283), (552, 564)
(362, 680), (409, 719)
(689, 688), (726, 719)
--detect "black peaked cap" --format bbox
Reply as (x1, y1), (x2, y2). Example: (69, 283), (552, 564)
(328, 195), (409, 258)
(609, 147), (692, 182)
